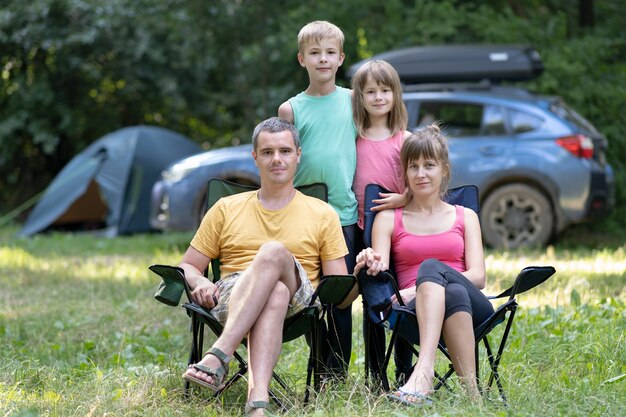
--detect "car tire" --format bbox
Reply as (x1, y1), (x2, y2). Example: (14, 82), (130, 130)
(480, 184), (553, 249)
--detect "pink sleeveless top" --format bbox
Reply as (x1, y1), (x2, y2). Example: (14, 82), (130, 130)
(391, 205), (466, 290)
(353, 130), (405, 229)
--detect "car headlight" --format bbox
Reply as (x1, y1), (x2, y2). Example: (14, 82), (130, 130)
(162, 162), (198, 184)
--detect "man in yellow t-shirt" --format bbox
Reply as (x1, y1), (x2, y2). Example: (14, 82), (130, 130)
(179, 117), (348, 416)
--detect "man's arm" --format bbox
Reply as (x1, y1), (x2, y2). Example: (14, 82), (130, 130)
(179, 246), (219, 309)
(321, 257), (347, 276)
(278, 101), (294, 123)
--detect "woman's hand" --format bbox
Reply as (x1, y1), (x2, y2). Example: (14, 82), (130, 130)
(354, 247), (388, 276)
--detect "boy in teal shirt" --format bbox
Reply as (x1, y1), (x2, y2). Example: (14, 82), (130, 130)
(279, 20), (357, 380)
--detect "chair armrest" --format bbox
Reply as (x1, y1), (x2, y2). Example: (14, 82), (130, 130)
(149, 264), (192, 306)
(313, 274), (357, 307)
(490, 266), (556, 300)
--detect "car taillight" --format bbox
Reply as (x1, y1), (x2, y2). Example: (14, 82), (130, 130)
(556, 134), (594, 159)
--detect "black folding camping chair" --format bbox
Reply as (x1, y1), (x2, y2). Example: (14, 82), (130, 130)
(359, 183), (555, 404)
(150, 178), (356, 408)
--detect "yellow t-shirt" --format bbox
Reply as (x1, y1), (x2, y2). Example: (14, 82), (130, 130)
(190, 190), (348, 287)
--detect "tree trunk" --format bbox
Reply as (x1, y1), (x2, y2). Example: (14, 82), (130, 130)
(579, 0), (594, 28)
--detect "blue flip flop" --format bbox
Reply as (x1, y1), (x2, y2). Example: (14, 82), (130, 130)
(387, 387), (433, 406)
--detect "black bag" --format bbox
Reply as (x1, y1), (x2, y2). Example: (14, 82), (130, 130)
(358, 270), (394, 324)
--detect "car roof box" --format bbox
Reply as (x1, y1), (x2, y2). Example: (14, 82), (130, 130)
(346, 44), (544, 84)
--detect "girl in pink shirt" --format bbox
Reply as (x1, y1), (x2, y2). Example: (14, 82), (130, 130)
(351, 60), (412, 231)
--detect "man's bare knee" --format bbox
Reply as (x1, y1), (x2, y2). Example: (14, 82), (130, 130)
(266, 281), (291, 311)
(255, 241), (293, 269)
(250, 241), (299, 292)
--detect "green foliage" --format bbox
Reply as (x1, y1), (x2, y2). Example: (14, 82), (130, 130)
(1, 0), (625, 232)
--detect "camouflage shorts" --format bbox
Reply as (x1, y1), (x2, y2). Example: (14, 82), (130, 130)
(209, 255), (319, 326)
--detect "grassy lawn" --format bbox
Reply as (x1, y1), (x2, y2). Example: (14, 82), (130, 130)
(0, 224), (624, 416)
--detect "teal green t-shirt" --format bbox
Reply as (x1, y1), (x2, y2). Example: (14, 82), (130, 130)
(289, 86), (358, 226)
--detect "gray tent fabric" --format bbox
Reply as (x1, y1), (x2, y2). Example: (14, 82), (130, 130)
(19, 125), (201, 237)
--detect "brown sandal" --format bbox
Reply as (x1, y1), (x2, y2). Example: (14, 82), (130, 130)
(244, 400), (271, 416)
(182, 347), (231, 391)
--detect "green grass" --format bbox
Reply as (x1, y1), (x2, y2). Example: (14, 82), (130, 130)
(0, 224), (624, 416)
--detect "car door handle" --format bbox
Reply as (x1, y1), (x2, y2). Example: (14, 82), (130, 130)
(479, 146), (503, 156)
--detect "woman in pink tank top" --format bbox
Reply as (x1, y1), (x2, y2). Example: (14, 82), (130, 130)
(354, 124), (493, 404)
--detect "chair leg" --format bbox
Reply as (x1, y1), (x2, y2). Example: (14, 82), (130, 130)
(184, 313), (203, 398)
(381, 320), (405, 392)
(363, 302), (371, 384)
(475, 342), (483, 396)
(304, 349), (314, 404)
(483, 337), (507, 405)
(189, 313), (202, 365)
(433, 365), (454, 391)
(268, 373), (289, 411)
(305, 317), (322, 404)
(482, 308), (516, 406)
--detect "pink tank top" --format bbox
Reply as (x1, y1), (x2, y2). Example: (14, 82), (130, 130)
(391, 205), (466, 290)
(353, 130), (405, 229)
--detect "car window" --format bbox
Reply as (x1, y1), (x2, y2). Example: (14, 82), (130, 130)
(549, 101), (599, 135)
(510, 109), (543, 134)
(481, 105), (506, 135)
(417, 101), (507, 137)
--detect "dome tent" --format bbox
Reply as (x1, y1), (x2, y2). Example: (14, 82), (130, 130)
(19, 125), (201, 237)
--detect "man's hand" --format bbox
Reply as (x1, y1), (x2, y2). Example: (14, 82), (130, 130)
(191, 279), (220, 309)
(354, 247), (387, 276)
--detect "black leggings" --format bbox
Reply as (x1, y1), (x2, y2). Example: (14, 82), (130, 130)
(414, 258), (494, 327)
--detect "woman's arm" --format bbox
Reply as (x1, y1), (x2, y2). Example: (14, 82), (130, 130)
(369, 209), (415, 305)
(462, 207), (487, 289)
(354, 209), (394, 276)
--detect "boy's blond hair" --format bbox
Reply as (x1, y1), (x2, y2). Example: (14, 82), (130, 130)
(297, 20), (344, 52)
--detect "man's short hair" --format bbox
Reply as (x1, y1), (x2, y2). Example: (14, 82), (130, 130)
(252, 117), (300, 150)
(297, 20), (344, 53)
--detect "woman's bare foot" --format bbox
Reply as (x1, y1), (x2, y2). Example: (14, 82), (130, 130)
(400, 367), (434, 397)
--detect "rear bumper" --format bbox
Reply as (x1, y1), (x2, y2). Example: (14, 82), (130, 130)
(584, 163), (615, 219)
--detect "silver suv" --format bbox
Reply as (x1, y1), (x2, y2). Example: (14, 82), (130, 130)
(402, 84), (614, 248)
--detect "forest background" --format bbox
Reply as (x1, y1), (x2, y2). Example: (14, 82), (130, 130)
(1, 0), (624, 232)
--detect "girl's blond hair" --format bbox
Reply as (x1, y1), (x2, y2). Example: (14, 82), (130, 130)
(351, 60), (407, 138)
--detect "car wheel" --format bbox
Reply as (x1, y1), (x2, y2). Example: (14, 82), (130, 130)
(480, 184), (553, 249)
